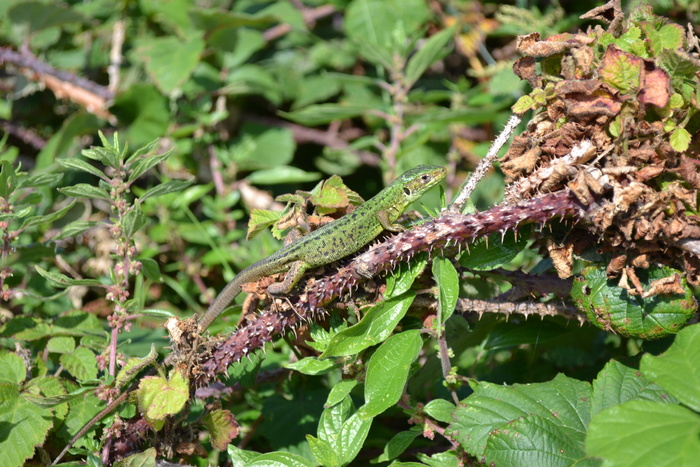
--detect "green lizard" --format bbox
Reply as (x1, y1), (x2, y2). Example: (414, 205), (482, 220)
(198, 165), (446, 330)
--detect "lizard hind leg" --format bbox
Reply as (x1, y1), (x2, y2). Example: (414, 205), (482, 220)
(267, 260), (309, 296)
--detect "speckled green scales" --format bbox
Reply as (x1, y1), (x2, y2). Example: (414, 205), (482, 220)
(197, 165), (446, 330)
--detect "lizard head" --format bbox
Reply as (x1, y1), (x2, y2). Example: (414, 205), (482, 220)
(396, 165), (447, 203)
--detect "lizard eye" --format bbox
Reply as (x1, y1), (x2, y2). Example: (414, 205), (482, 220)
(403, 187), (411, 195)
(421, 175), (430, 182)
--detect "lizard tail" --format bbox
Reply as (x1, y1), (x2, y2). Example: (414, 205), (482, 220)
(198, 279), (242, 330)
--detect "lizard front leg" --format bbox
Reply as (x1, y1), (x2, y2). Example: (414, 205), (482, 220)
(267, 260), (309, 295)
(377, 208), (406, 232)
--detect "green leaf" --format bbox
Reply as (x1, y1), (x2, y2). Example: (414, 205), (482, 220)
(35, 265), (104, 288)
(460, 230), (529, 271)
(8, 1), (83, 33)
(432, 256), (459, 324)
(229, 124), (296, 171)
(46, 336), (76, 354)
(338, 412), (372, 465)
(307, 435), (339, 467)
(114, 447), (157, 467)
(670, 127), (691, 152)
(127, 149), (172, 183)
(446, 374), (591, 459)
(321, 292), (416, 357)
(0, 160), (18, 199)
(0, 352), (27, 384)
(60, 346), (98, 381)
(586, 400), (700, 467)
(344, 0), (430, 47)
(373, 430), (420, 463)
(20, 199), (76, 231)
(116, 345), (158, 390)
(57, 158), (107, 180)
(246, 166), (321, 185)
(247, 208), (283, 241)
(139, 258), (162, 282)
(137, 36), (205, 94)
(423, 398), (455, 423)
(280, 104), (371, 126)
(512, 95), (537, 114)
(57, 220), (101, 239)
(137, 370), (190, 421)
(600, 46), (643, 93)
(325, 380), (358, 408)
(486, 414), (588, 467)
(405, 25), (456, 87)
(592, 360), (676, 416)
(641, 325), (700, 412)
(642, 23), (684, 55)
(110, 84), (170, 147)
(59, 183), (110, 200)
(319, 394), (353, 445)
(245, 451), (316, 467)
(385, 252), (428, 298)
(122, 202), (146, 239)
(571, 265), (696, 339)
(0, 383), (54, 467)
(360, 330), (423, 418)
(285, 357), (337, 375)
(202, 409), (240, 451)
(139, 179), (194, 202)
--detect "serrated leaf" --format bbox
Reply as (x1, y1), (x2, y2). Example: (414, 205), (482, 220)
(139, 179), (194, 202)
(321, 292), (416, 357)
(0, 352), (27, 384)
(280, 104), (370, 126)
(137, 370), (189, 421)
(59, 183), (111, 200)
(57, 158), (107, 179)
(405, 25), (456, 87)
(285, 357), (337, 375)
(360, 330), (422, 418)
(137, 36), (205, 94)
(247, 208), (283, 241)
(19, 200), (76, 231)
(60, 346), (98, 381)
(512, 94), (536, 114)
(8, 1), (84, 33)
(46, 336), (76, 354)
(670, 127), (691, 152)
(485, 413), (588, 467)
(600, 46), (643, 93)
(592, 360), (677, 417)
(202, 409), (240, 450)
(642, 22), (684, 55)
(571, 265), (696, 339)
(432, 256), (459, 324)
(640, 325), (700, 412)
(0, 383), (54, 467)
(446, 374), (591, 458)
(586, 400), (700, 467)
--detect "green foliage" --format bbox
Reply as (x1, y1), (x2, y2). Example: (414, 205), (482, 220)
(1, 0), (699, 466)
